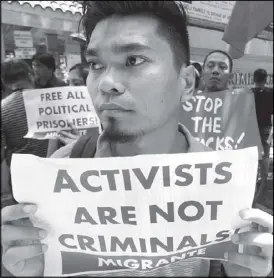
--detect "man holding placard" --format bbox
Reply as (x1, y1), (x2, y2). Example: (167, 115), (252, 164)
(31, 53), (67, 89)
(181, 50), (263, 154)
(2, 1), (273, 277)
(1, 59), (49, 165)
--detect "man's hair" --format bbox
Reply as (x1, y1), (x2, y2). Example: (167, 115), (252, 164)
(31, 53), (56, 72)
(69, 63), (89, 84)
(253, 68), (267, 83)
(203, 50), (233, 72)
(1, 59), (33, 85)
(192, 62), (202, 89)
(192, 62), (202, 76)
(80, 1), (190, 68)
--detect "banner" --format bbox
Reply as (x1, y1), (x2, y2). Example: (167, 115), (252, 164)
(13, 30), (33, 48)
(23, 86), (100, 139)
(181, 89), (263, 157)
(11, 147), (258, 276)
(14, 47), (36, 59)
(229, 72), (273, 89)
(222, 1), (273, 57)
(180, 1), (235, 25)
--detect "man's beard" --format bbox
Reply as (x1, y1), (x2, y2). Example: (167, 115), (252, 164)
(208, 84), (224, 92)
(103, 117), (143, 143)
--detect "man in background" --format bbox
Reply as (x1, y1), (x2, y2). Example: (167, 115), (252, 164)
(191, 62), (204, 93)
(202, 50), (233, 93)
(1, 59), (49, 197)
(67, 63), (89, 86)
(31, 53), (67, 88)
(252, 69), (273, 200)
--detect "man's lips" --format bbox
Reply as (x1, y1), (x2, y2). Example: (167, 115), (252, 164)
(99, 103), (131, 112)
(210, 77), (221, 82)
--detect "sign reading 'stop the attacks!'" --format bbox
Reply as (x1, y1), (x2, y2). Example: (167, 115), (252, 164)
(11, 147), (258, 276)
(180, 88), (263, 157)
(22, 86), (100, 139)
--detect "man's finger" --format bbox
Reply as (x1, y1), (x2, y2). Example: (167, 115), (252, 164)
(239, 208), (273, 232)
(2, 204), (37, 224)
(232, 232), (273, 248)
(3, 244), (47, 266)
(224, 251), (272, 276)
(57, 136), (72, 145)
(67, 123), (80, 136)
(2, 224), (47, 244)
(58, 131), (76, 139)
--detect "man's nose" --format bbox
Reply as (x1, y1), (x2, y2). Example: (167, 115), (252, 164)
(98, 69), (126, 95)
(212, 65), (220, 76)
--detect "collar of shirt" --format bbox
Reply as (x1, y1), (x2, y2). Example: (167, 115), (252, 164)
(94, 124), (210, 158)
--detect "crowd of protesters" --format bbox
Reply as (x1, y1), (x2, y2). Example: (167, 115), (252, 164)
(1, 1), (273, 277)
(2, 46), (273, 210)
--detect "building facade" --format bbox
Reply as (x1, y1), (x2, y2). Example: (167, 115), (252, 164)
(1, 1), (83, 80)
(2, 1), (273, 87)
(182, 1), (273, 88)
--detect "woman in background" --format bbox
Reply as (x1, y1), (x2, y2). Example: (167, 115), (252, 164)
(67, 63), (89, 86)
(47, 63), (89, 156)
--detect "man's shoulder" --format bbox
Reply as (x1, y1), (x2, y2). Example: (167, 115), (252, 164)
(264, 87), (273, 94)
(1, 92), (24, 114)
(52, 76), (67, 87)
(50, 141), (78, 158)
(51, 125), (212, 159)
(179, 124), (212, 153)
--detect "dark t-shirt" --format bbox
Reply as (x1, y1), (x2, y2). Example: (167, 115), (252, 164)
(252, 87), (273, 129)
(1, 91), (49, 166)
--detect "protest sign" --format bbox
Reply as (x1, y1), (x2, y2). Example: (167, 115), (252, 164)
(23, 86), (100, 139)
(181, 89), (263, 157)
(11, 147), (258, 276)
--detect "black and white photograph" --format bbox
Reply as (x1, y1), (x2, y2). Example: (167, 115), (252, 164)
(1, 1), (273, 277)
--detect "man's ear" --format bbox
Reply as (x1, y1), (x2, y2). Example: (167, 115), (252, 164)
(179, 65), (195, 103)
(28, 73), (35, 84)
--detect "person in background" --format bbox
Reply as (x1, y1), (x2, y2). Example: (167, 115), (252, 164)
(1, 59), (49, 197)
(47, 63), (90, 157)
(1, 80), (8, 100)
(31, 53), (67, 89)
(1, 2), (272, 277)
(202, 50), (233, 93)
(191, 62), (203, 94)
(67, 63), (89, 86)
(252, 69), (273, 201)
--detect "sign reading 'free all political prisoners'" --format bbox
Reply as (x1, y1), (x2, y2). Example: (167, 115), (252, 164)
(11, 147), (258, 276)
(23, 86), (100, 139)
(180, 89), (263, 157)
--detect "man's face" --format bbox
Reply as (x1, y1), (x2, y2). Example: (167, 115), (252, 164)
(203, 53), (231, 92)
(86, 14), (187, 140)
(68, 69), (85, 86)
(32, 61), (53, 83)
(6, 74), (35, 93)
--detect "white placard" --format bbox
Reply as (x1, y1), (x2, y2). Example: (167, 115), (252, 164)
(22, 86), (100, 139)
(14, 47), (36, 59)
(11, 147), (258, 276)
(13, 30), (34, 48)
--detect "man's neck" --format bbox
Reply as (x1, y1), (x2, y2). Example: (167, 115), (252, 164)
(204, 86), (228, 94)
(38, 75), (54, 86)
(255, 83), (265, 90)
(109, 118), (188, 157)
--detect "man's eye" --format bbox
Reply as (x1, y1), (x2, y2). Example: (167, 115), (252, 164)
(88, 62), (104, 70)
(126, 56), (145, 67)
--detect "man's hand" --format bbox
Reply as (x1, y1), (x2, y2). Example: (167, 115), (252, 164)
(57, 122), (81, 145)
(1, 203), (47, 276)
(223, 208), (273, 277)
